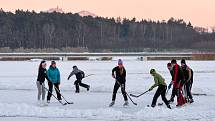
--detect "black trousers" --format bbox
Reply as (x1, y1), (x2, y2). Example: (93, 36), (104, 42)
(74, 80), (89, 92)
(170, 87), (177, 101)
(112, 82), (128, 101)
(185, 81), (193, 100)
(47, 82), (61, 101)
(152, 85), (169, 106)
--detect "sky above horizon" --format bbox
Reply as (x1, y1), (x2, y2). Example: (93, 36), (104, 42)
(1, 0), (214, 27)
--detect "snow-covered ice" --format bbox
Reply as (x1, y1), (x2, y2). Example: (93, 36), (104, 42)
(0, 60), (215, 121)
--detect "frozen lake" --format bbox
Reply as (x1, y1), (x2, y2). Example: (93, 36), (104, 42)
(0, 60), (215, 121)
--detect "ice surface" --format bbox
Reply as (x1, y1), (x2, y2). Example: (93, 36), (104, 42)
(0, 60), (215, 121)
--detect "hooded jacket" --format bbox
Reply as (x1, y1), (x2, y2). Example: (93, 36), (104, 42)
(68, 67), (85, 81)
(47, 66), (60, 84)
(150, 72), (166, 90)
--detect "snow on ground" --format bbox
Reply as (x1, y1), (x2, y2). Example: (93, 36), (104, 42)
(0, 60), (215, 121)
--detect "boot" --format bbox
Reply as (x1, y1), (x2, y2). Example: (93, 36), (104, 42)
(123, 101), (129, 106)
(47, 100), (50, 103)
(87, 86), (90, 91)
(167, 104), (171, 109)
(109, 101), (115, 107)
(189, 99), (194, 103)
(151, 104), (156, 108)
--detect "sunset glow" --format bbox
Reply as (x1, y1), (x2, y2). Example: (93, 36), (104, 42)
(1, 0), (215, 27)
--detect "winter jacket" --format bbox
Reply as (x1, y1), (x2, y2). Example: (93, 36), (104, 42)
(172, 64), (184, 88)
(150, 73), (166, 90)
(112, 66), (126, 84)
(68, 67), (85, 81)
(37, 68), (50, 84)
(47, 66), (60, 84)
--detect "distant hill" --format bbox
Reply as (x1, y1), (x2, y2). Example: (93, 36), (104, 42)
(77, 10), (97, 18)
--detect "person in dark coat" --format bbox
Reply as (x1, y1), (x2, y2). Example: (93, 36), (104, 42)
(109, 59), (128, 107)
(167, 63), (177, 103)
(181, 59), (194, 103)
(68, 66), (90, 93)
(36, 60), (50, 105)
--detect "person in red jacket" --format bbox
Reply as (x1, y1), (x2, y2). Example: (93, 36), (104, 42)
(171, 59), (186, 107)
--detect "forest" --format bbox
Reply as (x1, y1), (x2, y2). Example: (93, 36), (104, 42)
(0, 9), (215, 52)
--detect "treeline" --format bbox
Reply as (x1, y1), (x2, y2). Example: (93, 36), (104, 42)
(0, 9), (215, 52)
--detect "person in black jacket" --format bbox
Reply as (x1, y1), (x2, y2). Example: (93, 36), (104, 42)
(181, 59), (194, 103)
(167, 63), (177, 103)
(109, 59), (128, 107)
(36, 60), (50, 105)
(68, 66), (90, 93)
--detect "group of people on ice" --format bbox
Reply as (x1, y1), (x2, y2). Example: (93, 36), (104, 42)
(36, 58), (194, 109)
(109, 59), (194, 109)
(36, 61), (90, 106)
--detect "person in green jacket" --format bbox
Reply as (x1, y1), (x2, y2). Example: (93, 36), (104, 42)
(47, 61), (62, 103)
(149, 69), (171, 109)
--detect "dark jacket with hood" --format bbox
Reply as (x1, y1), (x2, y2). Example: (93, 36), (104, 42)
(68, 67), (85, 81)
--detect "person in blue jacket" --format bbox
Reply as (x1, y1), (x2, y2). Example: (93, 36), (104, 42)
(47, 61), (62, 103)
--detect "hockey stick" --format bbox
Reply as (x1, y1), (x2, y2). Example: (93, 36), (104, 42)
(85, 74), (95, 78)
(115, 81), (137, 106)
(130, 90), (149, 98)
(42, 84), (67, 105)
(53, 85), (74, 105)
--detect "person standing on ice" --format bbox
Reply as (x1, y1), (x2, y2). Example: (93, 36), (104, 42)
(47, 61), (62, 103)
(167, 63), (177, 103)
(148, 69), (171, 109)
(36, 60), (50, 105)
(181, 59), (194, 103)
(109, 59), (128, 107)
(67, 66), (90, 93)
(171, 59), (186, 107)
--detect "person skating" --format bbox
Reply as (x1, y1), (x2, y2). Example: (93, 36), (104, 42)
(36, 60), (50, 106)
(47, 61), (62, 103)
(148, 69), (171, 109)
(167, 63), (177, 103)
(67, 66), (90, 93)
(181, 59), (194, 103)
(171, 59), (186, 107)
(109, 59), (128, 107)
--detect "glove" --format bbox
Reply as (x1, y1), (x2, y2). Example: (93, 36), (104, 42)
(168, 83), (172, 90)
(48, 81), (52, 85)
(112, 75), (116, 79)
(149, 87), (153, 91)
(67, 77), (70, 80)
(176, 88), (180, 95)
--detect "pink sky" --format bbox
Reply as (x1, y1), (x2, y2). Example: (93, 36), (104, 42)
(1, 0), (214, 27)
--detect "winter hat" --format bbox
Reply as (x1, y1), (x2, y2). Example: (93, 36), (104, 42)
(118, 59), (123, 65)
(167, 63), (171, 67)
(171, 59), (177, 64)
(51, 61), (56, 65)
(181, 59), (186, 64)
(73, 65), (77, 69)
(41, 60), (46, 64)
(150, 69), (156, 74)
